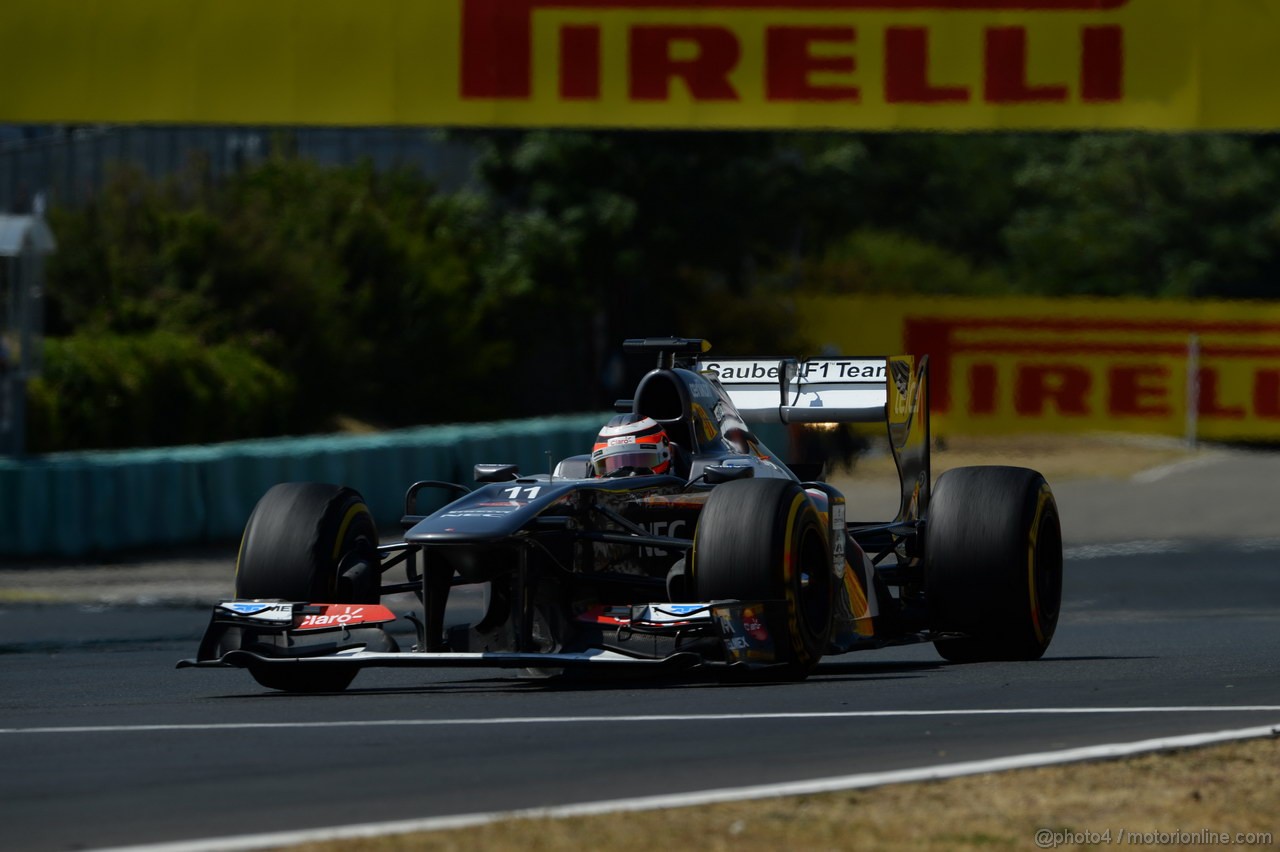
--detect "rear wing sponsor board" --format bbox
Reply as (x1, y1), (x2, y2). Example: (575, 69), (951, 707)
(697, 357), (889, 424)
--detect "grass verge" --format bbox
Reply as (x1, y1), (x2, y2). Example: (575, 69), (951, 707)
(288, 736), (1278, 851)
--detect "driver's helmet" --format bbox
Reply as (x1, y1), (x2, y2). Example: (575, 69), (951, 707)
(591, 414), (672, 476)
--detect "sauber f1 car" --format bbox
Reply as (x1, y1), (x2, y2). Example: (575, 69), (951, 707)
(180, 338), (1063, 692)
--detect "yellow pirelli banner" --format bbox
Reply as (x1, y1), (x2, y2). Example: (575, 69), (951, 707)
(798, 295), (1280, 440)
(4, 0), (1280, 130)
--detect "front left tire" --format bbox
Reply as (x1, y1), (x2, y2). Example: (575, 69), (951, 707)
(692, 477), (834, 677)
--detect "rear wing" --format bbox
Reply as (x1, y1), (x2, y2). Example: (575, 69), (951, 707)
(697, 355), (931, 523)
(696, 356), (890, 424)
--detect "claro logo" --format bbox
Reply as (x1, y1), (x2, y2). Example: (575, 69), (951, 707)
(460, 0), (1129, 104)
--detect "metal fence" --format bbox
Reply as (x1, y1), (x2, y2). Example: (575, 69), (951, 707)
(0, 125), (479, 212)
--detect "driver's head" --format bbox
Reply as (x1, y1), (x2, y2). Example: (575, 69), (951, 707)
(591, 414), (672, 477)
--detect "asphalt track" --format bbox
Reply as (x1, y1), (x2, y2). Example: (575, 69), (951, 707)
(1, 448), (1279, 851)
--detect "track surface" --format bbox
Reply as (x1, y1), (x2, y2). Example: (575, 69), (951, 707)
(2, 540), (1279, 851)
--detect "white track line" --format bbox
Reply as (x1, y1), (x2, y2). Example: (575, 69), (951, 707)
(5, 706), (1280, 735)
(1131, 453), (1221, 484)
(1065, 537), (1280, 559)
(90, 721), (1280, 852)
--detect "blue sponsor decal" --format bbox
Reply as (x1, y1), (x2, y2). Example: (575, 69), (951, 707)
(223, 602), (277, 615)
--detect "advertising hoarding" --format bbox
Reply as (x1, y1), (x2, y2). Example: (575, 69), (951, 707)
(799, 295), (1280, 440)
(4, 0), (1280, 130)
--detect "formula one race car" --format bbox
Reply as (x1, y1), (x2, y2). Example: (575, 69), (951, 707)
(180, 338), (1062, 692)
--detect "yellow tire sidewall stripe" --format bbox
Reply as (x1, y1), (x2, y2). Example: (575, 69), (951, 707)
(333, 502), (371, 562)
(1025, 484), (1053, 645)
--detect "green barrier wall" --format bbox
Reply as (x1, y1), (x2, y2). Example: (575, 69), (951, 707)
(0, 414), (609, 559)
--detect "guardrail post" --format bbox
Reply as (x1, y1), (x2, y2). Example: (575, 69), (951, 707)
(1184, 333), (1200, 450)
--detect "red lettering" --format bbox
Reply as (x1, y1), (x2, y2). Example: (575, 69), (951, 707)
(1014, 365), (1090, 416)
(461, 1), (1132, 101)
(1081, 25), (1123, 102)
(1254, 370), (1280, 419)
(1198, 367), (1246, 419)
(903, 318), (957, 413)
(984, 27), (1068, 103)
(561, 26), (601, 100)
(969, 363), (997, 415)
(630, 26), (741, 101)
(765, 26), (859, 102)
(885, 27), (970, 104)
(461, 0), (529, 98)
(1108, 365), (1170, 417)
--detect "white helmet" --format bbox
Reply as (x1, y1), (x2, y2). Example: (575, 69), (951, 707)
(591, 415), (672, 476)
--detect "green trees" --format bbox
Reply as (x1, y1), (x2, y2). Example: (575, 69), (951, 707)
(27, 333), (292, 450)
(31, 131), (1280, 451)
(1005, 135), (1280, 298)
(36, 156), (527, 450)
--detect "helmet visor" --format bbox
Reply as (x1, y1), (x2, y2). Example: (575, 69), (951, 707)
(593, 449), (663, 476)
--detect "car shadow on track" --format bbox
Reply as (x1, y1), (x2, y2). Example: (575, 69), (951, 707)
(206, 657), (1158, 699)
(810, 659), (945, 678)
(212, 660), (951, 698)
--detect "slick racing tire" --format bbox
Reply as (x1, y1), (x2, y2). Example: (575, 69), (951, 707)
(235, 482), (381, 604)
(235, 483), (382, 692)
(924, 466), (1063, 663)
(692, 478), (834, 678)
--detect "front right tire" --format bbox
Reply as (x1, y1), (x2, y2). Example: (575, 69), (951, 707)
(235, 482), (381, 604)
(233, 482), (383, 691)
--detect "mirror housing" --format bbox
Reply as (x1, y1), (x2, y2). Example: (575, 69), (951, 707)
(474, 463), (520, 483)
(704, 464), (756, 485)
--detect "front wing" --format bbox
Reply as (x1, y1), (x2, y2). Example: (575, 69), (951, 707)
(177, 598), (914, 677)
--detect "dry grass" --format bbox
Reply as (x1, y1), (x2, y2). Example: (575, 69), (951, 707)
(288, 737), (1279, 852)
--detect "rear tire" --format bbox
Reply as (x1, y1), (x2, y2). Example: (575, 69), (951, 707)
(234, 482), (382, 692)
(692, 478), (834, 677)
(925, 466), (1062, 662)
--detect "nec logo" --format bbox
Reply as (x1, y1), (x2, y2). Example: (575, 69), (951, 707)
(460, 0), (1130, 104)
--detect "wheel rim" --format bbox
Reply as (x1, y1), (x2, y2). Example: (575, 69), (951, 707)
(795, 522), (832, 639)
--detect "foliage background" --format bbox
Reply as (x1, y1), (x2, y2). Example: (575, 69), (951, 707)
(29, 132), (1280, 452)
